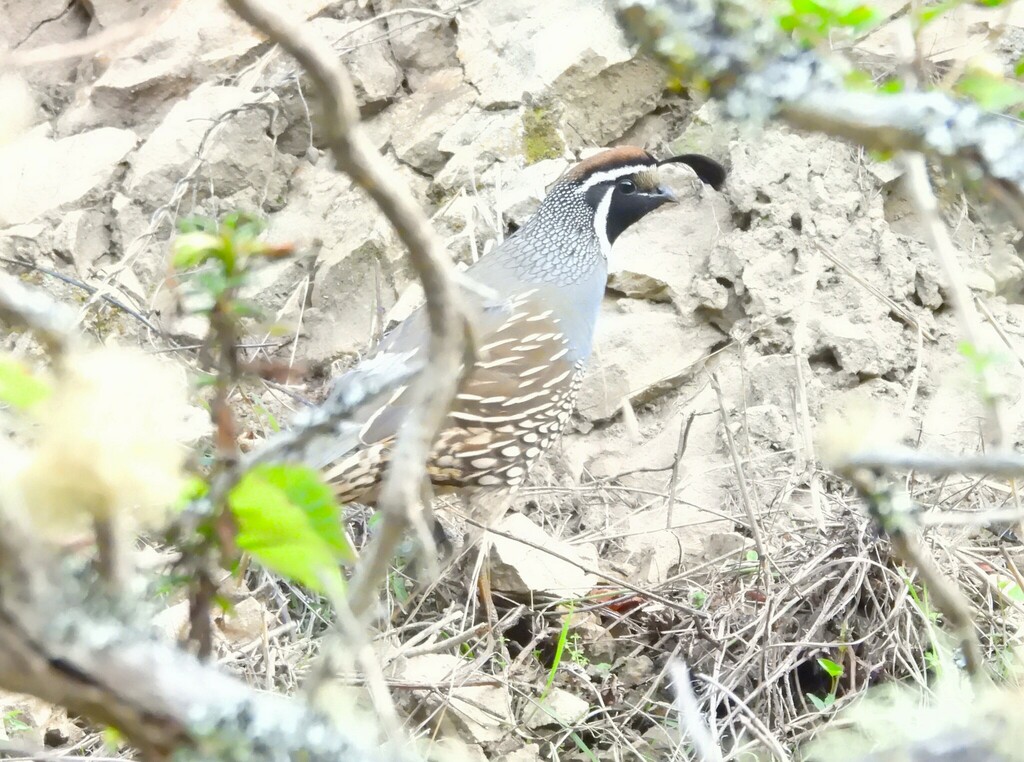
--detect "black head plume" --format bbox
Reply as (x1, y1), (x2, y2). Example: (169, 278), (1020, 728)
(658, 154), (727, 191)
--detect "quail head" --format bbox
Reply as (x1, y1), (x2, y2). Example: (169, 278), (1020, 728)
(311, 146), (726, 504)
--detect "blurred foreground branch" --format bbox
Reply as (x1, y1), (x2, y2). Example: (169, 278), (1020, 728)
(221, 0), (470, 622)
(616, 0), (1024, 222)
(838, 466), (983, 676)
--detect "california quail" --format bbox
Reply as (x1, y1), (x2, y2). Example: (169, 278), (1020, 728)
(312, 146), (726, 504)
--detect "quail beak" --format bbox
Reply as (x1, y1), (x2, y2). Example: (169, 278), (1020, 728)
(656, 184), (679, 204)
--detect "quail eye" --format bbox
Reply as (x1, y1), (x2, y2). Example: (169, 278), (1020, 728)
(617, 179), (636, 194)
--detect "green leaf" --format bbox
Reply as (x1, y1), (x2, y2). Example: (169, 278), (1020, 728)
(807, 692), (836, 711)
(229, 464), (353, 594)
(222, 212), (266, 239)
(817, 657), (844, 678)
(0, 357), (51, 409)
(998, 578), (1024, 602)
(544, 603), (575, 699)
(957, 71), (1024, 112)
(879, 77), (905, 93)
(838, 4), (877, 27)
(918, 0), (963, 24)
(790, 0), (826, 14)
(172, 231), (225, 269)
(1015, 56), (1024, 78)
(745, 550), (760, 563)
(807, 693), (828, 711)
(174, 475), (209, 511)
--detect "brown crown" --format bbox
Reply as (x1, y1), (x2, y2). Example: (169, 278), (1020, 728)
(563, 146), (658, 182)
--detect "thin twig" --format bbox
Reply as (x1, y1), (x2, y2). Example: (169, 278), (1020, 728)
(709, 371), (768, 569)
(898, 151), (1006, 445)
(665, 412), (696, 530)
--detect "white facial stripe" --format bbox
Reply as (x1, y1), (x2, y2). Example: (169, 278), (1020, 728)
(577, 163), (653, 193)
(592, 186), (615, 259)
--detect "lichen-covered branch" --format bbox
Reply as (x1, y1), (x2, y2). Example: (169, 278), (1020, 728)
(615, 0), (1024, 213)
(0, 511), (402, 762)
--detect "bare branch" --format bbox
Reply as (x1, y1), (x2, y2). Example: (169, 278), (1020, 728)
(615, 0), (1024, 212)
(221, 0), (470, 623)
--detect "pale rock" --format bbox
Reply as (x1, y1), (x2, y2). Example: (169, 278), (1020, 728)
(487, 513), (598, 597)
(703, 532), (747, 560)
(616, 654), (654, 688)
(371, 0), (460, 90)
(260, 13), (403, 155)
(2, 1), (88, 102)
(388, 69), (477, 174)
(0, 125), (136, 226)
(270, 157), (423, 364)
(0, 223), (47, 262)
(606, 271), (671, 302)
(495, 745), (543, 762)
(746, 353), (822, 415)
(312, 17), (403, 105)
(422, 738), (488, 762)
(571, 611), (617, 665)
(565, 404), (732, 582)
(433, 110), (526, 192)
(153, 599), (191, 641)
(669, 101), (739, 161)
(385, 281), (425, 330)
(0, 694), (84, 749)
(124, 84), (285, 208)
(641, 723), (681, 756)
(812, 313), (914, 380)
(457, 0), (633, 108)
(555, 56), (665, 147)
(270, 160), (385, 261)
(0, 73), (38, 146)
(523, 687), (589, 729)
(52, 210), (110, 273)
(735, 403), (793, 450)
(1, 0), (74, 46)
(89, 0), (334, 117)
(215, 596), (271, 646)
(85, 0), (156, 27)
(307, 242), (398, 363)
(489, 158), (569, 227)
(579, 300), (723, 422)
(737, 237), (800, 319)
(397, 654), (511, 743)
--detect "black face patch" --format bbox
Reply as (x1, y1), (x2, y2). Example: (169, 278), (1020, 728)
(584, 178), (675, 245)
